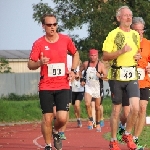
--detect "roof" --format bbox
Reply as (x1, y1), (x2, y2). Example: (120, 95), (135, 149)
(0, 50), (31, 59)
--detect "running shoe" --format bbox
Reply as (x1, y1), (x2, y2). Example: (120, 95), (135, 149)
(77, 119), (82, 128)
(45, 145), (52, 150)
(134, 138), (144, 150)
(87, 121), (93, 130)
(53, 133), (62, 150)
(59, 132), (66, 140)
(96, 124), (101, 132)
(100, 120), (104, 127)
(109, 140), (121, 150)
(117, 127), (125, 142)
(122, 134), (137, 150)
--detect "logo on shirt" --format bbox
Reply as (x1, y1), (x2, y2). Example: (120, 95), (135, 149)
(45, 46), (50, 50)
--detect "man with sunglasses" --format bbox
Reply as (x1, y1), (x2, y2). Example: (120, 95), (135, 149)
(28, 14), (79, 150)
(117, 17), (150, 150)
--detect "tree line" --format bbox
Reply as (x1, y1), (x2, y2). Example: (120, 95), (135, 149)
(32, 0), (150, 59)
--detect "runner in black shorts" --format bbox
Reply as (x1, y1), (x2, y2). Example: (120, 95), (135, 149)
(116, 17), (150, 149)
(72, 61), (84, 127)
(28, 14), (79, 150)
(102, 6), (141, 150)
(58, 54), (73, 140)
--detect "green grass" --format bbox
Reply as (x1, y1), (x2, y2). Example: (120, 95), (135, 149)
(1, 96), (150, 122)
(0, 100), (42, 122)
(0, 96), (112, 122)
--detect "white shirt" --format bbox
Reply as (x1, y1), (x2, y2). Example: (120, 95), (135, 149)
(67, 54), (72, 86)
(72, 66), (84, 92)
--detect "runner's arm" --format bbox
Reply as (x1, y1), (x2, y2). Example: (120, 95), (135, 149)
(28, 60), (41, 70)
(79, 61), (88, 77)
(102, 51), (122, 61)
(100, 63), (107, 79)
(96, 63), (107, 79)
(71, 51), (79, 70)
(103, 43), (132, 61)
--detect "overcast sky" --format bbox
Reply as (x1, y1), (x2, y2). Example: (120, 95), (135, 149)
(0, 0), (87, 50)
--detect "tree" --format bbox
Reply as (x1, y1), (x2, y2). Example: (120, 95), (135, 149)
(32, 0), (150, 55)
(0, 58), (11, 73)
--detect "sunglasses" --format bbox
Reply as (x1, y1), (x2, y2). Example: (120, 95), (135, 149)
(45, 23), (58, 27)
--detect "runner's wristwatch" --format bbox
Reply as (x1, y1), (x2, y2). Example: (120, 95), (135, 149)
(71, 68), (77, 74)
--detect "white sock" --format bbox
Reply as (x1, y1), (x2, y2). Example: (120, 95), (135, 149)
(46, 143), (51, 147)
(111, 138), (117, 141)
(125, 131), (130, 135)
(53, 129), (58, 134)
(133, 136), (138, 140)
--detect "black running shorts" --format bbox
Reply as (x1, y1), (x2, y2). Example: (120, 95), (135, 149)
(39, 89), (70, 114)
(72, 92), (84, 105)
(109, 80), (140, 105)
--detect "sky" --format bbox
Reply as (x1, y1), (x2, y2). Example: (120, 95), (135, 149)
(0, 0), (87, 50)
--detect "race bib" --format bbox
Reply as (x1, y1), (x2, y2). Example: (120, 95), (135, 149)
(119, 67), (136, 80)
(73, 80), (80, 88)
(47, 63), (65, 77)
(86, 67), (98, 81)
(137, 68), (145, 80)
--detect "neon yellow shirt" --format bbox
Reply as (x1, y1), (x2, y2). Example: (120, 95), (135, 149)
(102, 27), (140, 80)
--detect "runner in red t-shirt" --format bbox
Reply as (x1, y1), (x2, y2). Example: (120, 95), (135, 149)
(28, 14), (79, 150)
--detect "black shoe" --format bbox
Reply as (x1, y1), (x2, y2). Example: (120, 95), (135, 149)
(45, 145), (52, 150)
(53, 133), (62, 150)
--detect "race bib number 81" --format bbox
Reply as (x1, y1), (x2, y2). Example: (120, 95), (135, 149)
(47, 63), (65, 77)
(120, 67), (136, 80)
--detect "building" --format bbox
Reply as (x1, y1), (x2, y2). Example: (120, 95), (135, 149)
(0, 50), (40, 73)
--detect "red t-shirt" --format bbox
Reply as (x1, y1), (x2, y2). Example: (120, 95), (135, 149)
(29, 33), (77, 90)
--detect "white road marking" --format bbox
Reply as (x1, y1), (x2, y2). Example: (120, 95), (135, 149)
(33, 135), (44, 148)
(33, 128), (75, 148)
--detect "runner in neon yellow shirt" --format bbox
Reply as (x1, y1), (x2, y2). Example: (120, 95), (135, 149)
(102, 6), (141, 150)
(103, 27), (140, 80)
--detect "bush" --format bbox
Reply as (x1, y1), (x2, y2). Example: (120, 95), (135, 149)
(0, 93), (39, 101)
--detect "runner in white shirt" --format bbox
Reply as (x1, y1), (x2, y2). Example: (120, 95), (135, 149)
(59, 54), (73, 140)
(80, 49), (107, 132)
(72, 61), (84, 127)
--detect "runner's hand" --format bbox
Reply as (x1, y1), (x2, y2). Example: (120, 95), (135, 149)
(40, 52), (50, 65)
(134, 53), (142, 61)
(146, 66), (150, 73)
(75, 72), (80, 81)
(67, 71), (75, 82)
(96, 72), (103, 78)
(80, 81), (85, 87)
(120, 43), (132, 54)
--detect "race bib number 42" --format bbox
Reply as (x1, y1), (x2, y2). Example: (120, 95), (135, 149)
(47, 63), (65, 77)
(119, 67), (136, 80)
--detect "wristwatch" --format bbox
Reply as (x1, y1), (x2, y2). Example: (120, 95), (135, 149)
(71, 68), (77, 74)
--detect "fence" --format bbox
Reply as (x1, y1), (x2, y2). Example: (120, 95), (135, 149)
(0, 73), (111, 97)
